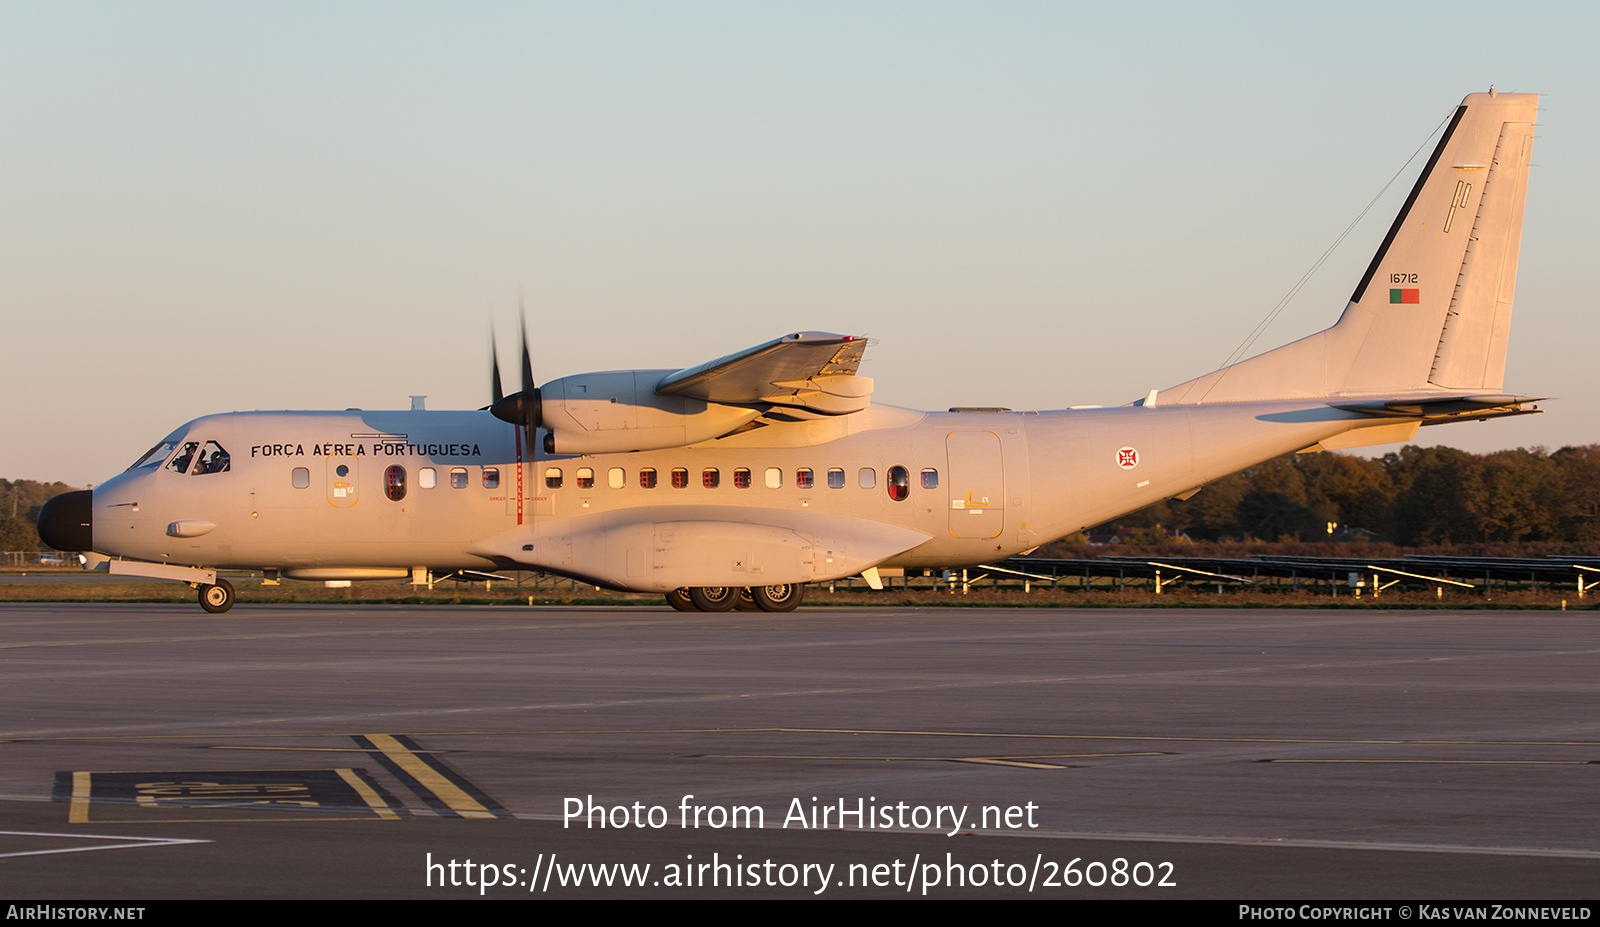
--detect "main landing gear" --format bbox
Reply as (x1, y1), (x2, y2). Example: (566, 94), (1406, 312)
(666, 584), (805, 613)
(198, 578), (236, 614)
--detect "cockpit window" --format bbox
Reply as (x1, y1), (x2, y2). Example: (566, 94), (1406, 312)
(193, 441), (230, 475)
(167, 442), (200, 474)
(129, 441), (177, 472)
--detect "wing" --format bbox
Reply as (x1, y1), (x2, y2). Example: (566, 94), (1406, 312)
(655, 331), (872, 414)
(535, 332), (875, 453)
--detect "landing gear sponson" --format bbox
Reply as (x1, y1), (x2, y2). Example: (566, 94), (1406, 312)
(666, 584), (805, 613)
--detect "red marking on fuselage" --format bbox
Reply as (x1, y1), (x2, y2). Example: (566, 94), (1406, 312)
(514, 425), (525, 525)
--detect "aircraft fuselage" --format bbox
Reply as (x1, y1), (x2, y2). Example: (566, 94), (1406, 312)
(85, 398), (1381, 591)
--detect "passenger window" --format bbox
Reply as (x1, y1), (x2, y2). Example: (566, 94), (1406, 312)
(167, 442), (199, 474)
(796, 468), (814, 489)
(887, 465), (909, 501)
(702, 468), (720, 489)
(483, 468), (499, 489)
(827, 468), (845, 489)
(640, 468), (658, 489)
(733, 468), (751, 489)
(385, 465), (407, 502)
(451, 467), (469, 489)
(419, 467), (436, 489)
(544, 468), (563, 489)
(608, 468), (624, 489)
(577, 468), (595, 489)
(859, 468), (876, 489)
(671, 468), (688, 489)
(921, 468), (939, 489)
(765, 467), (782, 489)
(194, 441), (230, 475)
(292, 467), (310, 489)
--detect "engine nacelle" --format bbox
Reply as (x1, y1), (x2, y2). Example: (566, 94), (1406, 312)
(539, 370), (761, 454)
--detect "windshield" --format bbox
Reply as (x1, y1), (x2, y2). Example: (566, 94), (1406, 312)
(127, 427), (187, 472)
(128, 440), (177, 471)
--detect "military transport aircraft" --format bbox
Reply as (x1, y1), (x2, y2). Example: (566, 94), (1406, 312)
(39, 91), (1543, 613)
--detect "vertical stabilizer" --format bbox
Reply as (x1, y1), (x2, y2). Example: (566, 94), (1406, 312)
(1162, 91), (1537, 403)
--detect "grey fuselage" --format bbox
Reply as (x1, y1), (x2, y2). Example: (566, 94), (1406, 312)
(87, 398), (1378, 591)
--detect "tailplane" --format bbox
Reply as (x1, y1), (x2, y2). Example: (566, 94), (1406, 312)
(1162, 91), (1538, 404)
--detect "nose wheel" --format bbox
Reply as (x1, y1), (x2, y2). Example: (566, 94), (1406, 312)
(198, 579), (235, 613)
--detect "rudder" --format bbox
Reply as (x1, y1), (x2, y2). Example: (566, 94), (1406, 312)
(1339, 90), (1537, 393)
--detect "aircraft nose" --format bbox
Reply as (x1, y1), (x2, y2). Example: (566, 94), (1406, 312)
(38, 490), (93, 552)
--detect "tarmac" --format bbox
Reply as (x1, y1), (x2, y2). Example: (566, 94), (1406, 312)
(2, 602), (1597, 899)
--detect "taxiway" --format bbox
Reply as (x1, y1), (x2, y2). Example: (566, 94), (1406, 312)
(2, 604), (1596, 898)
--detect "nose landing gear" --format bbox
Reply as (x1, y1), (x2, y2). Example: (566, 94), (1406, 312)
(198, 579), (236, 614)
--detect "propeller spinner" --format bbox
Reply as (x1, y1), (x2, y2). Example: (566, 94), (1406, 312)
(489, 311), (542, 434)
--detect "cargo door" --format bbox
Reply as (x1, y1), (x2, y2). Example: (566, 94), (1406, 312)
(946, 431), (1005, 538)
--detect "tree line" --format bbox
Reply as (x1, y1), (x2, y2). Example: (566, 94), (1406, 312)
(1088, 444), (1600, 546)
(0, 479), (80, 552)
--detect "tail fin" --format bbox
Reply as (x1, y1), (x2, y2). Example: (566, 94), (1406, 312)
(1163, 91), (1538, 403)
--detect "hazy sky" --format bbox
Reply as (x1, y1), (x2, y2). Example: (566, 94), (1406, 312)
(4, 2), (1595, 487)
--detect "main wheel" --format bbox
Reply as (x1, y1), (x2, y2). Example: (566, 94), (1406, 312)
(751, 583), (805, 612)
(665, 587), (696, 611)
(688, 586), (738, 612)
(734, 587), (760, 611)
(199, 578), (235, 614)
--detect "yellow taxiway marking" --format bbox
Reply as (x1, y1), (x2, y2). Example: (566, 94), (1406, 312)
(336, 768), (400, 819)
(67, 768), (398, 824)
(69, 771), (91, 824)
(363, 733), (495, 819)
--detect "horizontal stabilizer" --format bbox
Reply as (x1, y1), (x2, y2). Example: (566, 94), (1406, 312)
(1331, 393), (1545, 423)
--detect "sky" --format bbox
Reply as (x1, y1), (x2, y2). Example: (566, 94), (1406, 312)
(3, 1), (1596, 487)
